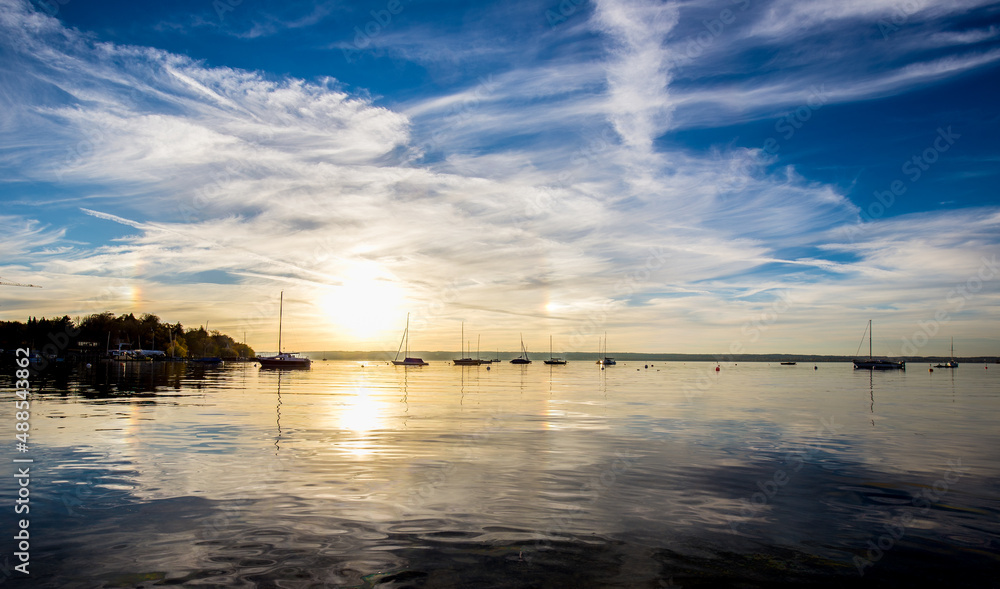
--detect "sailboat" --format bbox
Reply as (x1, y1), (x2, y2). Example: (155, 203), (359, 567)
(934, 338), (959, 368)
(543, 335), (567, 365)
(257, 291), (312, 369)
(852, 320), (904, 370)
(453, 322), (483, 365)
(392, 313), (428, 366)
(597, 332), (616, 366)
(510, 334), (532, 364)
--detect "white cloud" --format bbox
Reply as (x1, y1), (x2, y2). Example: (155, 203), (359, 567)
(592, 0), (679, 150)
(1, 0), (998, 354)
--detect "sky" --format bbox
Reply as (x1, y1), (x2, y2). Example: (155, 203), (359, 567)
(1, 0), (998, 356)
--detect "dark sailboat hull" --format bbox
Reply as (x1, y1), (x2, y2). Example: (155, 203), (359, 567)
(258, 355), (311, 369)
(392, 357), (428, 366)
(853, 359), (905, 370)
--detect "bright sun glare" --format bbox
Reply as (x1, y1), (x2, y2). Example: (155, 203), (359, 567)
(322, 264), (404, 341)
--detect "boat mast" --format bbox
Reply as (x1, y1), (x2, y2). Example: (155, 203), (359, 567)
(278, 291), (284, 354)
(869, 319), (872, 360)
(405, 312), (410, 358)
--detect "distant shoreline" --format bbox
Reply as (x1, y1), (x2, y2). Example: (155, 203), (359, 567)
(302, 351), (1000, 363)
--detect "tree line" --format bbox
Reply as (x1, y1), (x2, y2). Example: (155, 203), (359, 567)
(0, 312), (254, 359)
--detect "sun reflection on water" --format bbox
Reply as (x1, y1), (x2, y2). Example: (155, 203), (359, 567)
(337, 388), (387, 457)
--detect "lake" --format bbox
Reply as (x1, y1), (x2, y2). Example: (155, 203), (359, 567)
(2, 359), (998, 587)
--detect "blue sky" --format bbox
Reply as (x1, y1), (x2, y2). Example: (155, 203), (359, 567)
(1, 0), (999, 355)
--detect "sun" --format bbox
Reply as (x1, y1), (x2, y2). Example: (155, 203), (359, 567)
(322, 264), (405, 341)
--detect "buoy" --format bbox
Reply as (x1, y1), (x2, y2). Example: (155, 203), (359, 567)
(715, 365), (720, 372)
(486, 366), (490, 371)
(814, 365), (817, 370)
(644, 364), (648, 369)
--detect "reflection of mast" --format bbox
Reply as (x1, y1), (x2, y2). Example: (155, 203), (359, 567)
(869, 370), (875, 427)
(460, 364), (466, 405)
(275, 371), (283, 453)
(401, 366), (409, 418)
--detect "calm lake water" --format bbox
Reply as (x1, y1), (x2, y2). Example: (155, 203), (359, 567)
(2, 360), (998, 588)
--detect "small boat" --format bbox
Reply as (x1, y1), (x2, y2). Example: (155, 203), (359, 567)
(780, 362), (796, 365)
(510, 334), (531, 364)
(258, 352), (310, 368)
(543, 335), (567, 365)
(391, 313), (428, 366)
(934, 338), (959, 368)
(596, 332), (615, 366)
(852, 320), (904, 370)
(453, 323), (483, 366)
(257, 291), (312, 369)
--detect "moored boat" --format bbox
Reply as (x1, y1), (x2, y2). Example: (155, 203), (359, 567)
(934, 338), (959, 368)
(852, 320), (904, 370)
(257, 291), (311, 369)
(392, 313), (428, 366)
(258, 352), (310, 369)
(510, 334), (531, 364)
(453, 323), (483, 365)
(543, 335), (567, 365)
(596, 332), (615, 366)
